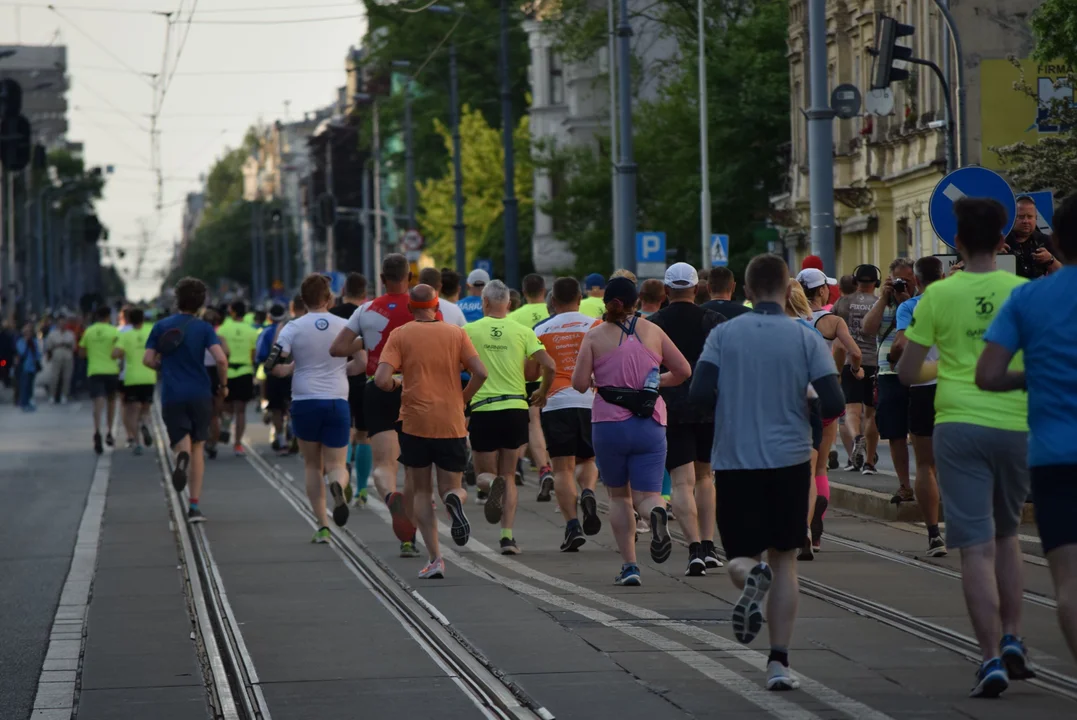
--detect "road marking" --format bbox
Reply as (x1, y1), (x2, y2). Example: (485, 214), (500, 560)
(33, 448), (111, 715)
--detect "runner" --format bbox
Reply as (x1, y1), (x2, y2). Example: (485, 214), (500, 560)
(266, 275), (356, 542)
(832, 265), (882, 472)
(217, 301), (260, 456)
(112, 308), (155, 455)
(329, 273), (371, 505)
(508, 274), (555, 498)
(201, 308), (231, 460)
(257, 304), (291, 454)
(977, 193), (1077, 665)
(898, 197), (1032, 698)
(648, 263), (725, 575)
(465, 281), (556, 554)
(690, 253), (844, 691)
(579, 274), (607, 318)
(418, 267), (467, 327)
(575, 276), (691, 585)
(330, 254), (420, 557)
(374, 284), (487, 579)
(456, 269), (488, 323)
(637, 279), (665, 318)
(144, 278), (229, 523)
(701, 267), (751, 319)
(79, 306), (120, 454)
(533, 278), (603, 551)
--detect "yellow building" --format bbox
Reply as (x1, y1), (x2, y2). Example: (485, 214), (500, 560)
(772, 0), (1047, 275)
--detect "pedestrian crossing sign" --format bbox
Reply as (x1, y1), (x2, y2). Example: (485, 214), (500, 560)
(710, 234), (729, 267)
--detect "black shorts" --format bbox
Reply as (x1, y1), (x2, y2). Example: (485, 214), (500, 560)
(469, 409), (530, 453)
(1032, 465), (1077, 554)
(875, 374), (909, 440)
(88, 374), (120, 399)
(714, 462), (811, 559)
(540, 407), (595, 460)
(123, 383), (154, 405)
(348, 376), (366, 430)
(525, 381), (541, 399)
(399, 432), (468, 471)
(206, 366), (220, 396)
(264, 374), (292, 412)
(841, 365), (878, 407)
(161, 398), (213, 447)
(364, 381), (402, 437)
(665, 422), (714, 471)
(908, 384), (937, 438)
(227, 374), (255, 403)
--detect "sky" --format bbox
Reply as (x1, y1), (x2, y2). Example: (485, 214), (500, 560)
(0, 0), (369, 300)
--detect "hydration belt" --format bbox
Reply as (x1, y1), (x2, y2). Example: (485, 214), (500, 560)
(469, 393), (527, 411)
(597, 386), (658, 419)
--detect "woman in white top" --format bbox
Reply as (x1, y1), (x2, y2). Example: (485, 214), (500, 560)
(268, 275), (363, 543)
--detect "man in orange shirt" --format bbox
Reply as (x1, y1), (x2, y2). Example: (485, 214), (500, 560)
(374, 284), (488, 579)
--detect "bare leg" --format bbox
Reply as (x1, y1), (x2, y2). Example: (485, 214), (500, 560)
(499, 448), (520, 530)
(995, 535), (1024, 638)
(890, 436), (912, 491)
(409, 465), (439, 561)
(863, 408), (879, 466)
(608, 485), (636, 564)
(839, 413), (855, 460)
(123, 402), (138, 444)
(106, 393), (117, 436)
(188, 441), (206, 501)
(299, 440), (328, 527)
(693, 461), (715, 543)
(1048, 545), (1077, 662)
(92, 396), (105, 434)
(233, 401), (248, 446)
(371, 430), (401, 501)
(765, 549), (800, 651)
(670, 463), (700, 543)
(960, 541), (1003, 662)
(553, 456), (578, 523)
(576, 458), (598, 493)
(527, 406), (550, 469)
(911, 435), (940, 525)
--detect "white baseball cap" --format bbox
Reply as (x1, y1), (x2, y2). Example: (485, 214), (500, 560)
(467, 269), (490, 286)
(795, 268), (837, 290)
(664, 262), (699, 288)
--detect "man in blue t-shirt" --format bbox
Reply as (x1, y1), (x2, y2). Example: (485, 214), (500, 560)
(977, 194), (1077, 665)
(144, 277), (228, 523)
(456, 268), (488, 323)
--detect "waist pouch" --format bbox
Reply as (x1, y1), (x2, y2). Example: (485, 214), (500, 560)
(597, 386), (658, 419)
(470, 393), (527, 411)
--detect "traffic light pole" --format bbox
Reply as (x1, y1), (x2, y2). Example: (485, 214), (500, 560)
(806, 0), (836, 275)
(499, 0), (520, 290)
(931, 0), (966, 167)
(450, 42), (466, 278)
(908, 57), (957, 173)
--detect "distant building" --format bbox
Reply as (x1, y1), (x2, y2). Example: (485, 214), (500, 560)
(0, 45), (69, 147)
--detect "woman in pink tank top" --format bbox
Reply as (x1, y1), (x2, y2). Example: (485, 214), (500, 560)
(571, 277), (691, 586)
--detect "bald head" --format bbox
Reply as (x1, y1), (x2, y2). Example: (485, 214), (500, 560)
(410, 284), (436, 303)
(409, 283), (438, 320)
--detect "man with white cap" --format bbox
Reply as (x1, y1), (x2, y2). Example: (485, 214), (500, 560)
(648, 262), (726, 575)
(457, 269), (489, 324)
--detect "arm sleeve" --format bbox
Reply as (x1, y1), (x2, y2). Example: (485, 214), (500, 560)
(902, 290), (935, 347)
(689, 361), (719, 412)
(276, 321), (296, 354)
(983, 292), (1024, 353)
(895, 299), (914, 332)
(812, 375), (845, 418)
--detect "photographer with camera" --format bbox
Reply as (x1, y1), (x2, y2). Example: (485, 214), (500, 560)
(1004, 196), (1062, 279)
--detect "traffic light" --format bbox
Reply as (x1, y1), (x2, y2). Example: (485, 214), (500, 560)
(871, 15), (915, 90)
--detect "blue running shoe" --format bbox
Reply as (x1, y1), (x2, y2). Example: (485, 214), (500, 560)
(1000, 635), (1036, 680)
(614, 564), (641, 586)
(970, 657), (1008, 698)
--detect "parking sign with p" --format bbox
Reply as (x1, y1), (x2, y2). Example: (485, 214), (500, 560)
(636, 231), (666, 279)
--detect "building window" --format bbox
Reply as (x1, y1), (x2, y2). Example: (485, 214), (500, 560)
(549, 49), (564, 106)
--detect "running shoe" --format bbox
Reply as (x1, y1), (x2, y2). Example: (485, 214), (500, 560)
(649, 506), (672, 563)
(219, 429), (231, 444)
(387, 492), (417, 542)
(635, 512), (650, 534)
(536, 468), (554, 502)
(311, 527), (331, 544)
(444, 492), (471, 546)
(851, 435), (866, 470)
(515, 458), (524, 486)
(842, 461), (857, 472)
(766, 661), (800, 691)
(560, 524), (585, 552)
(141, 424), (153, 447)
(354, 487), (368, 508)
(827, 450), (839, 470)
(418, 557), (445, 579)
(701, 540), (723, 569)
(685, 543), (706, 577)
(969, 657), (1008, 698)
(288, 437), (299, 455)
(206, 444), (218, 460)
(476, 489), (488, 505)
(187, 506), (206, 524)
(732, 562), (772, 644)
(927, 535), (948, 558)
(399, 541), (420, 558)
(105, 433), (114, 448)
(580, 489), (601, 536)
(126, 437), (135, 449)
(861, 463), (877, 475)
(484, 476), (506, 525)
(344, 482), (354, 505)
(614, 564), (641, 586)
(499, 537), (520, 555)
(1000, 635), (1036, 680)
(93, 432), (103, 455)
(797, 535), (814, 561)
(329, 481), (350, 527)
(233, 444), (246, 457)
(890, 486), (914, 504)
(133, 444), (143, 456)
(172, 451), (190, 492)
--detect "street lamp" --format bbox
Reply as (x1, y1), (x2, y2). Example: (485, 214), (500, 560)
(616, 0), (637, 275)
(697, 0), (710, 268)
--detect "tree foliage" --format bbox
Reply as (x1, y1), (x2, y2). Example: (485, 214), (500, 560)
(1030, 0), (1077, 67)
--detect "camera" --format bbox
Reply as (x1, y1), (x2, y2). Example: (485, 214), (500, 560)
(892, 279), (908, 295)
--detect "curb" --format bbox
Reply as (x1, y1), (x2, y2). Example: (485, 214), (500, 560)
(829, 482), (1036, 525)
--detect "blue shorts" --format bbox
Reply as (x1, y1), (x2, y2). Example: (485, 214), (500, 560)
(290, 399), (350, 448)
(593, 416), (667, 493)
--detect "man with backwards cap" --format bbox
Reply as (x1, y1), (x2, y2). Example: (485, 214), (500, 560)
(457, 269), (489, 324)
(579, 273), (607, 318)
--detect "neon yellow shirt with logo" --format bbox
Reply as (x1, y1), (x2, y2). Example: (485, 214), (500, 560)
(508, 302), (549, 330)
(464, 316), (545, 412)
(579, 296), (605, 318)
(904, 270), (1028, 431)
(217, 317), (259, 379)
(79, 322), (120, 376)
(116, 324), (157, 386)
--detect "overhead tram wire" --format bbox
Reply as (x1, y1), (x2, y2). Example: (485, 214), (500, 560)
(1, 2), (360, 13)
(47, 5), (156, 88)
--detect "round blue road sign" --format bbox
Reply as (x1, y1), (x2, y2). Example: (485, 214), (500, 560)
(928, 167), (1016, 249)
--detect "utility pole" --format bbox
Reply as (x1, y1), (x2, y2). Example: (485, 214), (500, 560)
(7, 171), (16, 316)
(616, 0), (637, 275)
(250, 201), (260, 301)
(271, 209), (282, 291)
(697, 0), (711, 268)
(35, 186), (45, 312)
(500, 0), (519, 289)
(362, 166), (373, 281)
(325, 130), (336, 274)
(373, 101), (383, 291)
(931, 0), (966, 167)
(450, 42), (466, 277)
(806, 0), (836, 275)
(607, 0), (620, 270)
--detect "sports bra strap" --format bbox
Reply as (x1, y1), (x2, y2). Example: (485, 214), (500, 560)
(616, 315), (639, 345)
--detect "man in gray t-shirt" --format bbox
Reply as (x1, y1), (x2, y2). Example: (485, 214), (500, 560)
(831, 266), (882, 471)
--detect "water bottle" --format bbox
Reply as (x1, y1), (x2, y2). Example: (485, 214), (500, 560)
(644, 367), (660, 392)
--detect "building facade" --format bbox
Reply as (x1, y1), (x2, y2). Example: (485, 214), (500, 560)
(0, 45), (68, 147)
(772, 0), (1045, 275)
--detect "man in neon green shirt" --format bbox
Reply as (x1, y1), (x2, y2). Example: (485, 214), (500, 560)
(216, 300), (260, 455)
(112, 307), (156, 455)
(897, 197), (1031, 698)
(465, 280), (555, 554)
(79, 306), (120, 454)
(579, 273), (606, 318)
(506, 273), (555, 490)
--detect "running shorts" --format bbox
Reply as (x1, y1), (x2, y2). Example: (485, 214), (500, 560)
(1031, 464), (1077, 554)
(469, 408), (529, 453)
(525, 381), (541, 400)
(875, 374), (909, 440)
(540, 407), (595, 460)
(907, 385), (937, 438)
(714, 462), (811, 559)
(88, 374), (120, 399)
(161, 398), (212, 447)
(933, 423), (1029, 549)
(290, 399), (350, 448)
(841, 365), (878, 407)
(206, 365), (220, 396)
(364, 381), (402, 437)
(399, 433), (468, 472)
(348, 375), (366, 431)
(226, 374), (255, 403)
(123, 383), (154, 405)
(665, 422), (714, 471)
(594, 417), (666, 493)
(264, 374), (292, 412)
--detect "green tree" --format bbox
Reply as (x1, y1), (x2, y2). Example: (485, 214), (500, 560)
(1030, 0), (1077, 67)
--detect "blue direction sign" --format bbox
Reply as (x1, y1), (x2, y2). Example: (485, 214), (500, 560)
(474, 258), (493, 276)
(636, 231), (666, 278)
(710, 234), (729, 267)
(929, 167), (1016, 249)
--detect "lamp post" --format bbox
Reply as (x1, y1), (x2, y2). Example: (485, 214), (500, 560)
(806, 0), (836, 274)
(616, 0), (637, 275)
(499, 0), (519, 289)
(697, 0), (711, 268)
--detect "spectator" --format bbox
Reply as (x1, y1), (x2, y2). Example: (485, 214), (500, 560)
(15, 323), (42, 411)
(1004, 195), (1062, 279)
(702, 267), (750, 319)
(45, 312), (77, 404)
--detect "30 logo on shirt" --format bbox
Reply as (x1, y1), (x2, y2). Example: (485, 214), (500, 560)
(490, 326), (503, 338)
(974, 295), (996, 317)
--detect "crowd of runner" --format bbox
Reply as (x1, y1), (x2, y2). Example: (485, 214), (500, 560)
(46, 194), (1077, 699)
